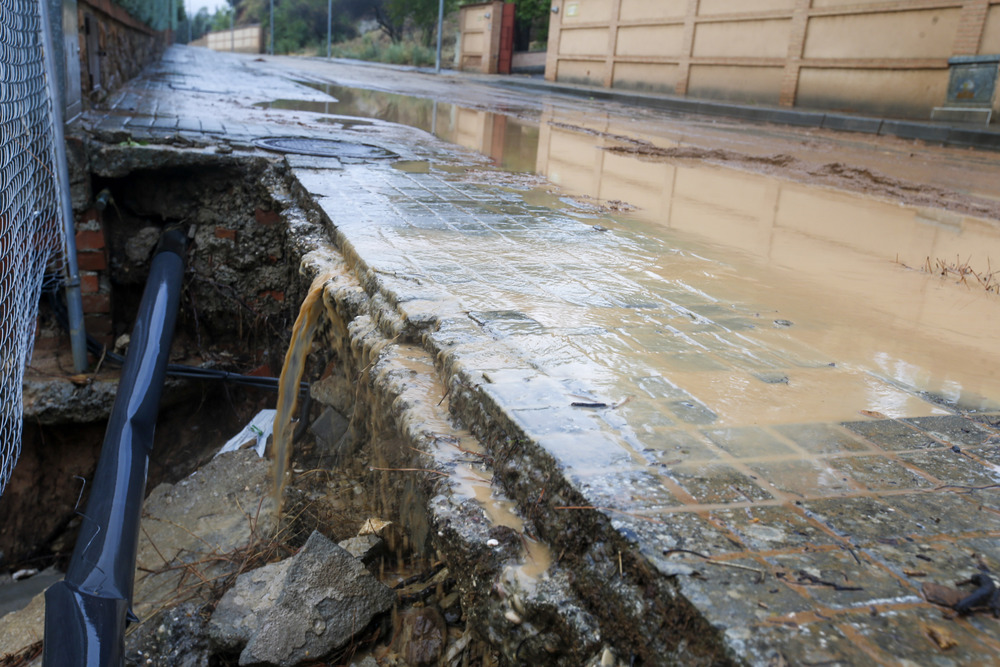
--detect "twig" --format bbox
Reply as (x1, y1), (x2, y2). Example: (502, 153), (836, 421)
(370, 466), (449, 478)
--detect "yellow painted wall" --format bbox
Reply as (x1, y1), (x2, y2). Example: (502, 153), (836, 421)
(796, 68), (948, 117)
(693, 19), (791, 59)
(698, 0), (795, 16)
(545, 0), (1000, 120)
(619, 0), (688, 22)
(561, 0), (615, 24)
(557, 59), (605, 85)
(687, 65), (784, 104)
(560, 27), (610, 56)
(803, 9), (960, 60)
(613, 62), (681, 92)
(616, 25), (685, 57)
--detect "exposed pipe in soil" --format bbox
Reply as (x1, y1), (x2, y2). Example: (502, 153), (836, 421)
(42, 226), (188, 666)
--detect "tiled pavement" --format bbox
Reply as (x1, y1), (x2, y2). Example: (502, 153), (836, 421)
(84, 46), (1000, 664)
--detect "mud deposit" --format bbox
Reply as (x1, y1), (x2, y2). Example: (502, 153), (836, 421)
(599, 133), (1000, 220)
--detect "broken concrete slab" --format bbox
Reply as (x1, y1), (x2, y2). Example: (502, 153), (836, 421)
(134, 449), (277, 620)
(211, 530), (396, 667)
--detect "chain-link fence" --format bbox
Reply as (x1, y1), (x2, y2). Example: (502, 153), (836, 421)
(0, 0), (69, 496)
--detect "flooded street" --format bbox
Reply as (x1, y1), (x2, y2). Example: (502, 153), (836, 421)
(7, 47), (999, 665)
(261, 77), (1000, 421)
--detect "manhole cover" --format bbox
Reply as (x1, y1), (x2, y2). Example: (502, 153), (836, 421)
(254, 137), (398, 160)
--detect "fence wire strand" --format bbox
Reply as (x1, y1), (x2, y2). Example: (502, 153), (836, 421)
(0, 0), (68, 496)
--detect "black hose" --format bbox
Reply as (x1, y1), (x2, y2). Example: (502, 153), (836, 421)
(44, 226), (189, 665)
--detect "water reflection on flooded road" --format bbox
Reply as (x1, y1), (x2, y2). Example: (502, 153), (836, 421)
(264, 82), (1000, 421)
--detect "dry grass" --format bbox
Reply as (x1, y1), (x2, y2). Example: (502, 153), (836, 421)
(898, 255), (1000, 294)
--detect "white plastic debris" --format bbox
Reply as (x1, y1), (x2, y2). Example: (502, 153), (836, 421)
(216, 409), (275, 458)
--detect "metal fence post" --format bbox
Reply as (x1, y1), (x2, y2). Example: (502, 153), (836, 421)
(39, 0), (88, 374)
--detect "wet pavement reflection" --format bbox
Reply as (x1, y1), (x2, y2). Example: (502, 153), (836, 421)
(90, 48), (1000, 662)
(270, 83), (1000, 420)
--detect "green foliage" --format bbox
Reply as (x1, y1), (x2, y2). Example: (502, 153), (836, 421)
(237, 0), (370, 54)
(112, 0), (172, 30)
(331, 32), (437, 66)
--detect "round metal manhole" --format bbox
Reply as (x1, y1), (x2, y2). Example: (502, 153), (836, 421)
(254, 137), (398, 160)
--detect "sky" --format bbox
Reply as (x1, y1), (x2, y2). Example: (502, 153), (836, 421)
(185, 0), (227, 15)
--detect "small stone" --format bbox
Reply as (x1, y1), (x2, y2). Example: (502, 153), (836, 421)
(393, 607), (447, 667)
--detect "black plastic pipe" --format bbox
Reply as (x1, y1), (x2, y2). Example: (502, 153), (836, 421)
(43, 227), (188, 666)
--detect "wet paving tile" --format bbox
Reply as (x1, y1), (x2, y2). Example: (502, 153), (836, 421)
(801, 496), (929, 544)
(882, 491), (1000, 536)
(480, 374), (576, 410)
(664, 463), (774, 504)
(710, 504), (843, 552)
(957, 488), (1000, 513)
(615, 400), (678, 432)
(766, 548), (920, 610)
(632, 374), (691, 401)
(702, 426), (799, 459)
(772, 422), (872, 455)
(902, 415), (997, 448)
(843, 606), (999, 665)
(745, 459), (858, 498)
(842, 418), (943, 451)
(631, 428), (720, 467)
(678, 557), (817, 627)
(967, 413), (1000, 430)
(568, 468), (682, 513)
(612, 511), (747, 570)
(827, 455), (936, 491)
(862, 537), (1000, 587)
(666, 398), (719, 425)
(509, 406), (603, 437)
(535, 432), (639, 470)
(900, 449), (1000, 489)
(745, 621), (875, 667)
(658, 351), (731, 373)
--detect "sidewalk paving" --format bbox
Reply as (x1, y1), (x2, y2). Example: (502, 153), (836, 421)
(79, 46), (1000, 664)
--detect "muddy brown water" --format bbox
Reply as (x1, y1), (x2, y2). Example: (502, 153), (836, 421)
(262, 83), (1000, 420)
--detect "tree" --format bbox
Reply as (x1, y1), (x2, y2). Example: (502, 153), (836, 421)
(372, 0), (406, 43)
(373, 0), (458, 45)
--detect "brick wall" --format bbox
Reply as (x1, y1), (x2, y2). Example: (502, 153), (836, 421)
(78, 0), (169, 107)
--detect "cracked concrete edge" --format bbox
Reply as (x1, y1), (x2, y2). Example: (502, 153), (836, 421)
(293, 250), (610, 665)
(293, 186), (745, 666)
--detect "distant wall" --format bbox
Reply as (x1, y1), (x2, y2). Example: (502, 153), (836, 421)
(459, 1), (504, 73)
(545, 0), (1000, 119)
(204, 25), (263, 54)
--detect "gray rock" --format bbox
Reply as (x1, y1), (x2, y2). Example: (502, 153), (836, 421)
(337, 534), (384, 565)
(309, 374), (353, 416)
(309, 407), (351, 460)
(125, 226), (163, 264)
(207, 558), (293, 652)
(210, 531), (396, 667)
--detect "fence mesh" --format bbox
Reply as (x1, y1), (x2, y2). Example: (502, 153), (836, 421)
(0, 0), (68, 496)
